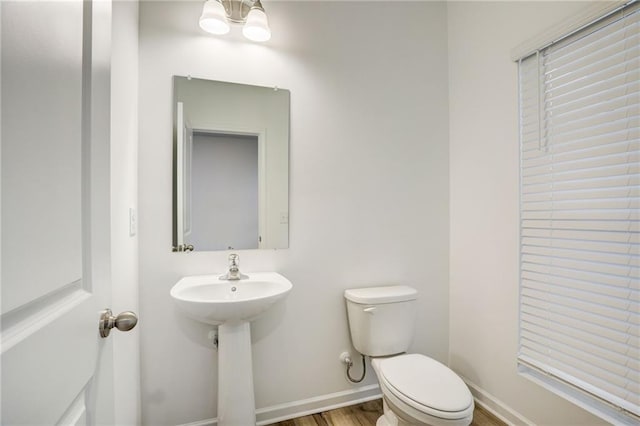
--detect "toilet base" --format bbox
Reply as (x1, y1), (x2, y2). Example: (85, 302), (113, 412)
(376, 414), (395, 426)
(376, 398), (417, 426)
(376, 399), (399, 426)
(377, 396), (473, 426)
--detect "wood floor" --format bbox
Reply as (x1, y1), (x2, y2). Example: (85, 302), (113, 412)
(266, 399), (506, 426)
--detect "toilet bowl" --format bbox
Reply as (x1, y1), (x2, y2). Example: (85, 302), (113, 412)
(344, 286), (473, 426)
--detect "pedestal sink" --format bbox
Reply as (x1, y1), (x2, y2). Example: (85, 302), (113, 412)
(170, 272), (292, 426)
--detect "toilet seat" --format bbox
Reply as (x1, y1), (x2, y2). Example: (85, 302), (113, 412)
(373, 354), (474, 423)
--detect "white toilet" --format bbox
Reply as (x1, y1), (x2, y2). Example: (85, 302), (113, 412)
(344, 285), (474, 426)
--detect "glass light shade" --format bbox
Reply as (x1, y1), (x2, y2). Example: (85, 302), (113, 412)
(199, 0), (230, 35)
(242, 8), (271, 42)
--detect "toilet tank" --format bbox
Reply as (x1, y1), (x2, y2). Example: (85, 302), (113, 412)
(344, 285), (418, 357)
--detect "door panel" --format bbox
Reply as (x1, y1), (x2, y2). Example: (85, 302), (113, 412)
(1, 0), (114, 424)
(2, 301), (96, 424)
(1, 0), (83, 314)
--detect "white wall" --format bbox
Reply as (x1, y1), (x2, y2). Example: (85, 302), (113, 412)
(138, 1), (450, 425)
(448, 2), (607, 425)
(111, 1), (140, 424)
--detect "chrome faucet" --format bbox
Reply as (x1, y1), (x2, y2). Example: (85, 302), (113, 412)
(219, 253), (248, 280)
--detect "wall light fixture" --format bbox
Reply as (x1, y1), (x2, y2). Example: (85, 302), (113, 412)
(199, 0), (271, 42)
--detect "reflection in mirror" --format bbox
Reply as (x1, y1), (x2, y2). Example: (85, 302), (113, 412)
(173, 76), (289, 251)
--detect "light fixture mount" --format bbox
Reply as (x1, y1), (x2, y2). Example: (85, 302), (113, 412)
(199, 0), (271, 42)
(220, 0), (258, 23)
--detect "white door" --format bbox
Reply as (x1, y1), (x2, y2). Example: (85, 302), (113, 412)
(1, 1), (126, 424)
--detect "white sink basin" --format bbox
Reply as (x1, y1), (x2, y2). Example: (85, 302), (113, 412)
(170, 272), (293, 325)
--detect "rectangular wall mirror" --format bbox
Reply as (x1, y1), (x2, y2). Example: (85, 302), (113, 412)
(172, 76), (290, 252)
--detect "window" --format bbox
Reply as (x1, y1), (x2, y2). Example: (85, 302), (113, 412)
(517, 2), (639, 423)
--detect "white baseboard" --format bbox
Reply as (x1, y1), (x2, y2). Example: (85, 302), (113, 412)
(461, 376), (534, 426)
(256, 384), (381, 425)
(176, 384), (382, 426)
(175, 378), (533, 426)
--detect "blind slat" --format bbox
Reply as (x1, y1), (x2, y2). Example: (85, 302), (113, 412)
(520, 347), (635, 404)
(522, 219), (639, 232)
(522, 236), (638, 255)
(522, 269), (636, 298)
(523, 125), (639, 153)
(522, 282), (638, 319)
(533, 64), (640, 108)
(523, 151), (639, 178)
(522, 227), (640, 244)
(522, 245), (639, 267)
(520, 329), (636, 373)
(546, 47), (640, 96)
(520, 326), (639, 380)
(521, 262), (637, 289)
(523, 172), (639, 194)
(522, 160), (639, 186)
(521, 318), (636, 359)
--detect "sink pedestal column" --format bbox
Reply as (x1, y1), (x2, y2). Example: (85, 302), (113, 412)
(217, 321), (256, 426)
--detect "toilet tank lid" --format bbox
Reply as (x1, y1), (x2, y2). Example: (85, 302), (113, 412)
(344, 285), (417, 304)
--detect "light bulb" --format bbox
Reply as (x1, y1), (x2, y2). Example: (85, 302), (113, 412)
(199, 0), (230, 35)
(242, 7), (271, 42)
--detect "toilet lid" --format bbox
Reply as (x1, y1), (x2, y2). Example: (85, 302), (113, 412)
(378, 354), (472, 413)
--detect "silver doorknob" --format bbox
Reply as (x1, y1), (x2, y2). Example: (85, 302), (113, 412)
(99, 309), (138, 338)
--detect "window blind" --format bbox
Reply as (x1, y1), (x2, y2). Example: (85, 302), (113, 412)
(518, 1), (640, 423)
